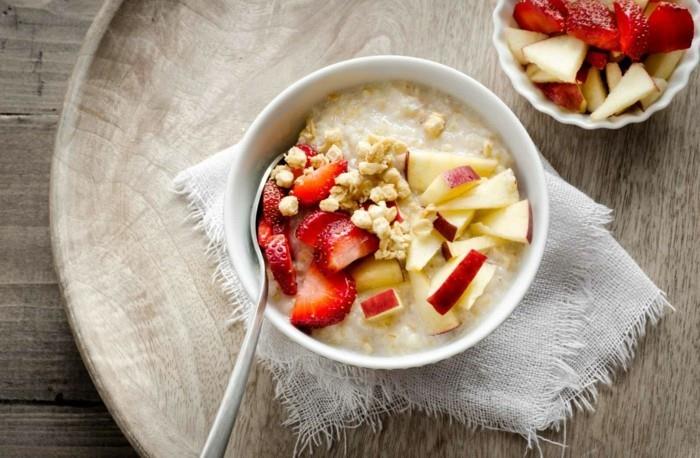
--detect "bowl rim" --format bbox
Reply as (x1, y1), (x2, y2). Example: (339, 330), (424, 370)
(492, 0), (700, 130)
(224, 55), (549, 369)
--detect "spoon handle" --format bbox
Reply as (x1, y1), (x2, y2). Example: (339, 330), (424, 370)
(200, 270), (268, 458)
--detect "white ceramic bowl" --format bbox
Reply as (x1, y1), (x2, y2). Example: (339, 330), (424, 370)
(224, 56), (549, 369)
(493, 0), (700, 129)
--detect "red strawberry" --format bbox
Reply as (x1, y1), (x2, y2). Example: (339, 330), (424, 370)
(290, 262), (356, 328)
(295, 210), (350, 248)
(586, 50), (609, 69)
(262, 180), (285, 221)
(291, 160), (347, 206)
(614, 0), (649, 61)
(566, 0), (619, 50)
(264, 234), (297, 295)
(647, 2), (694, 53)
(513, 0), (567, 34)
(536, 83), (587, 113)
(315, 219), (379, 272)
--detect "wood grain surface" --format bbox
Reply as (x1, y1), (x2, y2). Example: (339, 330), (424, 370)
(2, 0), (699, 457)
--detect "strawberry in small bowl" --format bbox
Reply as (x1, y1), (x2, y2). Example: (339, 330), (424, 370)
(493, 0), (700, 129)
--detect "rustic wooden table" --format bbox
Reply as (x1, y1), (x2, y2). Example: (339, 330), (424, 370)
(1, 1), (698, 457)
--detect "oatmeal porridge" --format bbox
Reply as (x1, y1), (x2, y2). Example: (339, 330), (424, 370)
(256, 81), (531, 356)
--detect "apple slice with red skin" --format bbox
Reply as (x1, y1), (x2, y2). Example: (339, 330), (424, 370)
(442, 235), (504, 260)
(433, 210), (475, 241)
(470, 200), (533, 244)
(427, 249), (488, 315)
(408, 271), (460, 335)
(405, 149), (498, 192)
(420, 166), (480, 205)
(405, 230), (444, 272)
(350, 258), (403, 292)
(360, 289), (404, 321)
(437, 169), (519, 211)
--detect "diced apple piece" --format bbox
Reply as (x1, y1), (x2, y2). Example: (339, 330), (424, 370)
(537, 83), (587, 113)
(360, 289), (403, 321)
(455, 263), (497, 310)
(408, 271), (460, 335)
(350, 258), (403, 292)
(591, 63), (657, 120)
(644, 51), (684, 80)
(470, 200), (532, 244)
(406, 149), (498, 192)
(443, 235), (504, 259)
(522, 35), (588, 83)
(505, 27), (548, 65)
(433, 210), (475, 241)
(405, 230), (444, 272)
(640, 77), (668, 110)
(605, 62), (623, 90)
(420, 166), (480, 205)
(437, 169), (519, 211)
(526, 64), (565, 83)
(582, 67), (608, 113)
(427, 250), (488, 315)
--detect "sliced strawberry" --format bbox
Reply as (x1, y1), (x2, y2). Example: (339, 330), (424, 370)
(586, 50), (609, 69)
(566, 0), (619, 50)
(264, 234), (297, 295)
(262, 180), (285, 221)
(315, 219), (379, 272)
(258, 218), (288, 247)
(513, 0), (567, 34)
(291, 160), (347, 206)
(647, 2), (694, 53)
(290, 262), (356, 328)
(614, 0), (649, 61)
(295, 210), (350, 248)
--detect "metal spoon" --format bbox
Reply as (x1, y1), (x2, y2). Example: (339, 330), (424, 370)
(200, 152), (286, 458)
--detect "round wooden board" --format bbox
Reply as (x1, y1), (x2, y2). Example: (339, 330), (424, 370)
(50, 0), (700, 457)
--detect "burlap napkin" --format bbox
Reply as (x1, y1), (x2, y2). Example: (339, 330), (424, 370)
(174, 145), (669, 454)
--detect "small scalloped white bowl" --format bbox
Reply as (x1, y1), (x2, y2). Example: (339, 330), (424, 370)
(493, 0), (700, 129)
(224, 56), (549, 370)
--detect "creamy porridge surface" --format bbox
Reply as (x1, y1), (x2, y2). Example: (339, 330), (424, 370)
(259, 81), (529, 356)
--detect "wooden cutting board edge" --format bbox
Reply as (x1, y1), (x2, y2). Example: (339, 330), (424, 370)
(47, 1), (150, 456)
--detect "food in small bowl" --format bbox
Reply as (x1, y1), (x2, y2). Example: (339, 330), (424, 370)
(256, 82), (533, 356)
(493, 0), (699, 127)
(225, 56), (548, 369)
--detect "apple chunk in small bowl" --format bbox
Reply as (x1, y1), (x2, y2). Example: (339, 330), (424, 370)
(225, 56), (548, 369)
(493, 0), (700, 129)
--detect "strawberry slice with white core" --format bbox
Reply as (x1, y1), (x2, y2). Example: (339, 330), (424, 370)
(427, 249), (488, 315)
(360, 289), (404, 321)
(295, 210), (350, 248)
(291, 160), (347, 206)
(315, 219), (379, 272)
(264, 234), (297, 295)
(290, 263), (356, 329)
